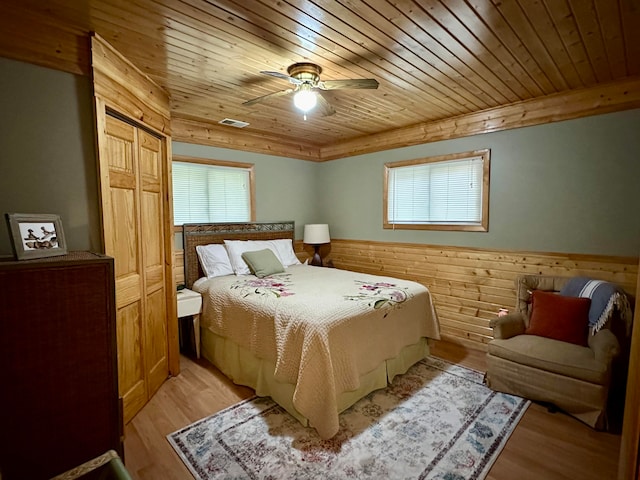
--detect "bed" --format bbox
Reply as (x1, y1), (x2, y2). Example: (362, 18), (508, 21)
(183, 221), (441, 439)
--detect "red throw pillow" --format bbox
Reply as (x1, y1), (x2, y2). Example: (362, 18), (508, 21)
(525, 290), (591, 346)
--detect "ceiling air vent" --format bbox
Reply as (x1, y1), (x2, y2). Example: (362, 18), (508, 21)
(218, 118), (250, 128)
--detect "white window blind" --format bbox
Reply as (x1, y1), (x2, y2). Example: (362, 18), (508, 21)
(172, 161), (251, 225)
(387, 155), (485, 226)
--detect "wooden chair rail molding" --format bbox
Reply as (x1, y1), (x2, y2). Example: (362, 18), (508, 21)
(175, 240), (636, 351)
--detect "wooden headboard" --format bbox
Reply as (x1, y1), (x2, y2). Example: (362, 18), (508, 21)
(182, 221), (295, 288)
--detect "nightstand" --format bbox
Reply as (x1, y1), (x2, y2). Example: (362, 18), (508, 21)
(177, 288), (202, 358)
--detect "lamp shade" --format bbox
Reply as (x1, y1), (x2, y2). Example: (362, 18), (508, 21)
(303, 224), (330, 245)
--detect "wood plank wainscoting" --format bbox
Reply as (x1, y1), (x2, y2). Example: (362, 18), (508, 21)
(324, 239), (637, 349)
(175, 239), (636, 350)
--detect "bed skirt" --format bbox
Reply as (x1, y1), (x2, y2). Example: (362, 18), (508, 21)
(201, 327), (430, 428)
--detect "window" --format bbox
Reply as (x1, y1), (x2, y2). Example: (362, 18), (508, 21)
(172, 156), (255, 226)
(384, 149), (490, 231)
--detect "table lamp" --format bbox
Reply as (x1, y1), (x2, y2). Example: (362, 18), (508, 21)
(303, 224), (330, 267)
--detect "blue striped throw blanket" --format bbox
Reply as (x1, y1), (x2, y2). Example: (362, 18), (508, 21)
(560, 277), (632, 335)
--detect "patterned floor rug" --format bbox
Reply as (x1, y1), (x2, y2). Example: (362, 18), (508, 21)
(168, 356), (529, 480)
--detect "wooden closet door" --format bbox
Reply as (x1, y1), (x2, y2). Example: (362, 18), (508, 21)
(92, 34), (178, 427)
(103, 115), (146, 422)
(618, 259), (640, 479)
(139, 129), (169, 398)
(102, 114), (169, 422)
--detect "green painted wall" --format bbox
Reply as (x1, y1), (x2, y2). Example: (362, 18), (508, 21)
(0, 57), (100, 257)
(1, 56), (638, 258)
(171, 143), (320, 242)
(317, 109), (640, 257)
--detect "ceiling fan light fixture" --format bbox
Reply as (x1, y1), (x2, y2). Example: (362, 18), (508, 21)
(245, 62), (377, 118)
(293, 86), (317, 112)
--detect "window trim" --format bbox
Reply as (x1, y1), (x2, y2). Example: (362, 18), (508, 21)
(383, 149), (490, 232)
(172, 154), (256, 230)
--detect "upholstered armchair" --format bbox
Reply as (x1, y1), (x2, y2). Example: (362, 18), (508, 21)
(486, 274), (631, 430)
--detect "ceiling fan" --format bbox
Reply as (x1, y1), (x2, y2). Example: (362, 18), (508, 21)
(242, 62), (379, 118)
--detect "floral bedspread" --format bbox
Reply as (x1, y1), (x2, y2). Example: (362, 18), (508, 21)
(195, 264), (440, 439)
(231, 275), (412, 313)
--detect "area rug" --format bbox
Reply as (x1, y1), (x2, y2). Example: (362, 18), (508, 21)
(168, 356), (529, 480)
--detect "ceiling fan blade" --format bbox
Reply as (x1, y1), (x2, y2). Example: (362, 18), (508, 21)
(316, 93), (336, 117)
(318, 78), (379, 90)
(260, 71), (303, 85)
(242, 88), (294, 106)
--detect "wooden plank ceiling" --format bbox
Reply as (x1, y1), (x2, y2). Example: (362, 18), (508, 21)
(2, 0), (640, 160)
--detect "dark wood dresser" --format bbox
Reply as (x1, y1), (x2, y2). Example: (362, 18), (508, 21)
(0, 252), (122, 480)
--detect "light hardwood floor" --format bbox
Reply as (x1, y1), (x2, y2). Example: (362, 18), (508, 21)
(123, 341), (621, 479)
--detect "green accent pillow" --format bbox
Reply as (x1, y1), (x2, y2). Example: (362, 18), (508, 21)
(241, 249), (285, 278)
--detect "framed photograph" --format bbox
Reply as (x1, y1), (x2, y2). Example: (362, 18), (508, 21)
(5, 213), (68, 260)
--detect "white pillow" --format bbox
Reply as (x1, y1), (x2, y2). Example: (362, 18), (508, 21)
(224, 240), (279, 275)
(269, 239), (301, 267)
(196, 244), (234, 278)
(224, 239), (301, 275)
